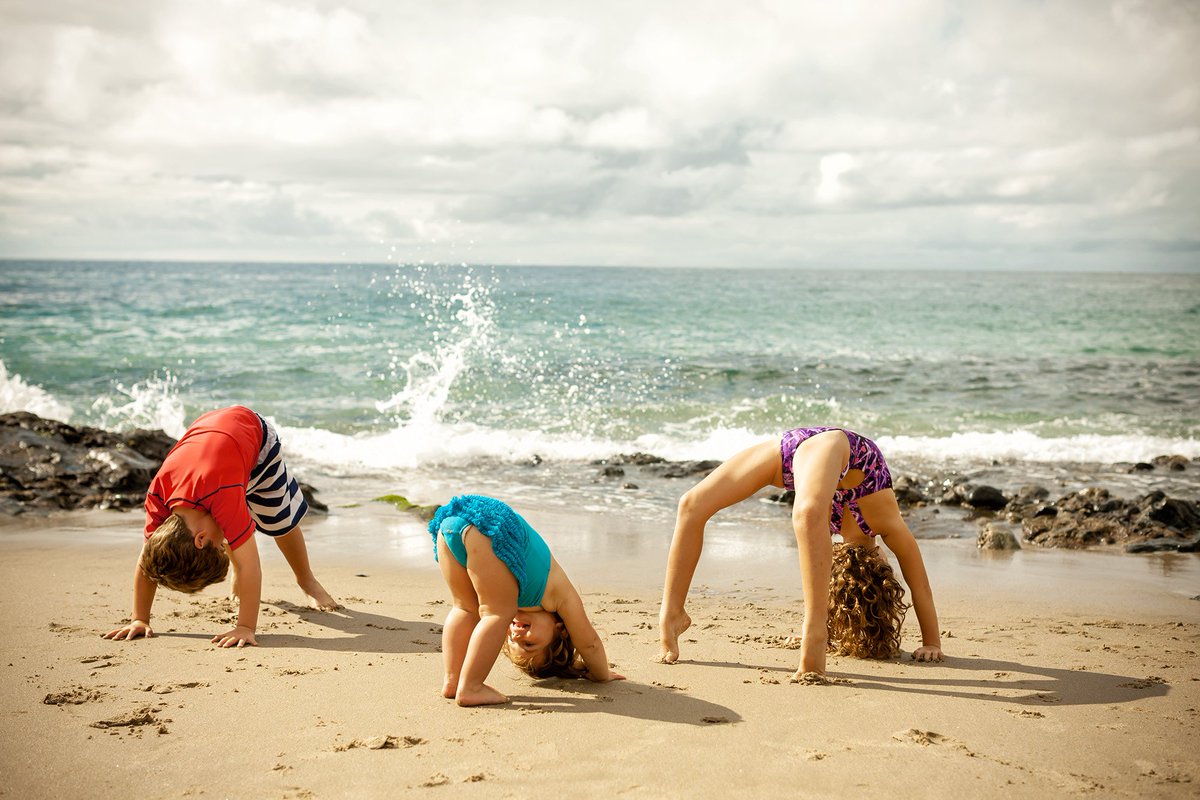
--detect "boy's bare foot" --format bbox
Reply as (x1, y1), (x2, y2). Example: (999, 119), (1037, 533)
(455, 683), (508, 707)
(299, 578), (340, 611)
(656, 609), (692, 664)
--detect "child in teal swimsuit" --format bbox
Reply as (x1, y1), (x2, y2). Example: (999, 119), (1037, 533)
(430, 495), (624, 707)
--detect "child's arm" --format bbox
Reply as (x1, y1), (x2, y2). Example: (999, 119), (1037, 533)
(103, 559), (158, 641)
(880, 526), (943, 661)
(212, 536), (262, 648)
(554, 583), (623, 682)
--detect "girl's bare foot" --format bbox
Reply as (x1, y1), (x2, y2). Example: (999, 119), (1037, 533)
(441, 676), (458, 699)
(790, 670), (831, 685)
(299, 578), (340, 611)
(455, 683), (509, 707)
(656, 609), (692, 664)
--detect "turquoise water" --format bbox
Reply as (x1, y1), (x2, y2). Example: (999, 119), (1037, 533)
(2, 260), (1198, 480)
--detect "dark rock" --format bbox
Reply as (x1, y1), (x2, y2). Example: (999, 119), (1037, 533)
(621, 482), (639, 490)
(767, 490), (796, 506)
(966, 485), (1007, 511)
(645, 460), (721, 479)
(1153, 454), (1189, 471)
(977, 522), (1021, 551)
(1012, 485), (1050, 505)
(1021, 487), (1199, 550)
(1138, 492), (1200, 533)
(0, 412), (177, 514)
(1132, 462), (1155, 472)
(1125, 535), (1200, 554)
(299, 483), (327, 514)
(609, 452), (667, 466)
(940, 487), (965, 506)
(599, 465), (626, 478)
(892, 475), (927, 506)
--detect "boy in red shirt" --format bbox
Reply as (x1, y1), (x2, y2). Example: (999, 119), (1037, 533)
(104, 406), (337, 648)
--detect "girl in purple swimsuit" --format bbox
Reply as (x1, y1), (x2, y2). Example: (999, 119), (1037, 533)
(657, 427), (944, 681)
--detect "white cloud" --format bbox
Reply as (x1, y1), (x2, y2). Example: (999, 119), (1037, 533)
(0, 0), (1197, 270)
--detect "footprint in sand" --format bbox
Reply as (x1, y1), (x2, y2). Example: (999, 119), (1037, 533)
(90, 705), (171, 736)
(335, 734), (425, 751)
(80, 654), (117, 665)
(790, 672), (852, 686)
(1006, 709), (1046, 719)
(892, 729), (974, 755)
(44, 687), (105, 706)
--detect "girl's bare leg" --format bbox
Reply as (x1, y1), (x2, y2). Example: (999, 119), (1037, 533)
(658, 440), (783, 663)
(272, 526), (339, 610)
(437, 534), (480, 698)
(859, 490), (943, 660)
(456, 527), (519, 707)
(789, 432), (849, 678)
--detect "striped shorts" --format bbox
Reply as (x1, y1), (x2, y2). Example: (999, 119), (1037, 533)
(246, 414), (309, 536)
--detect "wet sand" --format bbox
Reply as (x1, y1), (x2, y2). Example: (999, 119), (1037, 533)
(2, 498), (1198, 799)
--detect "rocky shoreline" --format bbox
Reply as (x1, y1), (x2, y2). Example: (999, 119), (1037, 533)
(598, 451), (1200, 554)
(3, 412), (1197, 555)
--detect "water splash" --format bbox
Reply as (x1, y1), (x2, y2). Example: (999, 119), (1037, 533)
(374, 268), (497, 428)
(90, 371), (188, 437)
(0, 359), (72, 421)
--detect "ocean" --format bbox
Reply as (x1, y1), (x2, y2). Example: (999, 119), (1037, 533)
(2, 260), (1199, 525)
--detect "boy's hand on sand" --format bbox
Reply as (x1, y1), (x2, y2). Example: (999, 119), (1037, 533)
(102, 620), (153, 641)
(211, 626), (258, 648)
(912, 645), (943, 662)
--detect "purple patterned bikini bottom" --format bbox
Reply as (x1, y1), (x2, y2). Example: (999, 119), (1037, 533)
(779, 426), (893, 537)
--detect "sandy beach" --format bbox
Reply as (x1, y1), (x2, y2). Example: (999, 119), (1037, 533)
(2, 489), (1198, 800)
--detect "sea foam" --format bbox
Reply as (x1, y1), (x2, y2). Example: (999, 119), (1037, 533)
(0, 360), (72, 421)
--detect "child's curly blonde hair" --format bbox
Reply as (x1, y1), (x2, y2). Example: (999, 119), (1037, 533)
(139, 513), (230, 593)
(827, 543), (909, 659)
(502, 613), (586, 679)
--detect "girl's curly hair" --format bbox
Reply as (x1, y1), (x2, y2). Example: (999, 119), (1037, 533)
(827, 543), (909, 659)
(502, 613), (586, 679)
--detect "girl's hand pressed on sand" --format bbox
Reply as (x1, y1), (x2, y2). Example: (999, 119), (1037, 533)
(912, 645), (943, 662)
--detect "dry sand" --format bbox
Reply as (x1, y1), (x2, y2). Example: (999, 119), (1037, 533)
(2, 502), (1198, 799)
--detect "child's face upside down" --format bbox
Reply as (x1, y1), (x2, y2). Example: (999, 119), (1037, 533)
(508, 609), (560, 664)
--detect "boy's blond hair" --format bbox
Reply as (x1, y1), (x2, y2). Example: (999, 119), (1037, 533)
(139, 512), (230, 593)
(827, 543), (909, 659)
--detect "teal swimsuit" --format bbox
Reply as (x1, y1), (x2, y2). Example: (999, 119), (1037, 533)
(429, 495), (552, 608)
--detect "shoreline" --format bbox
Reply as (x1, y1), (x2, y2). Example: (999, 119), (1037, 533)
(2, 499), (1199, 798)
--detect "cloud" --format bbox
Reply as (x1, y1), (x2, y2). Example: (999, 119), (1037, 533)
(0, 0), (1197, 270)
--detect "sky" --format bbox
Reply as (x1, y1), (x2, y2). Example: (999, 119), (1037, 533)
(0, 0), (1198, 271)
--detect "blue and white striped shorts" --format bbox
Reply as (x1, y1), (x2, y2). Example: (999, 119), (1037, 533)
(247, 415), (309, 535)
